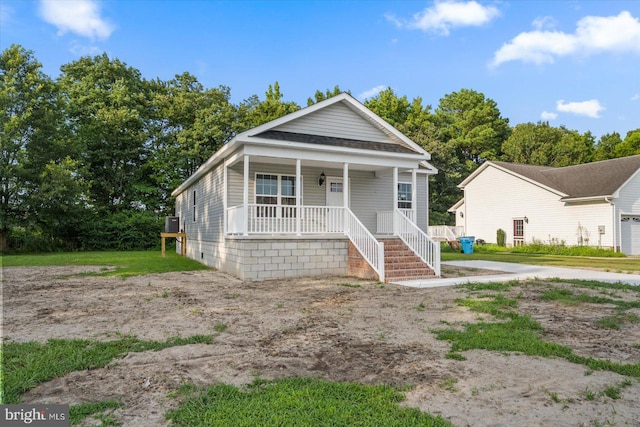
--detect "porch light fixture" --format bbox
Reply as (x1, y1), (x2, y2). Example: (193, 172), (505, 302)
(524, 216), (528, 223)
(318, 171), (326, 187)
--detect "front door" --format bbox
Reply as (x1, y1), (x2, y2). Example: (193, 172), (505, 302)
(326, 178), (344, 207)
(326, 178), (345, 232)
(513, 218), (525, 246)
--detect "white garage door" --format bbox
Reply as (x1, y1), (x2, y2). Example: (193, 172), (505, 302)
(621, 215), (640, 255)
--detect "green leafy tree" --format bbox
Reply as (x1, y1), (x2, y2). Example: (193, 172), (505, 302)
(502, 122), (594, 166)
(426, 89), (510, 224)
(615, 128), (640, 157)
(0, 45), (65, 251)
(594, 132), (623, 161)
(306, 85), (347, 106)
(241, 82), (300, 128)
(59, 53), (153, 212)
(434, 88), (510, 166)
(147, 73), (240, 213)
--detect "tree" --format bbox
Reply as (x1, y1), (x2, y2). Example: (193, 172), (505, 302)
(424, 89), (510, 224)
(434, 88), (510, 165)
(147, 73), (240, 213)
(306, 85), (346, 106)
(241, 82), (300, 128)
(594, 132), (623, 161)
(502, 122), (594, 166)
(615, 128), (640, 157)
(0, 45), (64, 251)
(59, 53), (153, 212)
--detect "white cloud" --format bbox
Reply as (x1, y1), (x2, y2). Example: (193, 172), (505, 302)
(38, 0), (114, 40)
(556, 99), (605, 118)
(386, 0), (500, 35)
(357, 85), (387, 101)
(532, 16), (557, 31)
(540, 111), (558, 120)
(632, 94), (640, 101)
(69, 41), (101, 56)
(491, 11), (640, 67)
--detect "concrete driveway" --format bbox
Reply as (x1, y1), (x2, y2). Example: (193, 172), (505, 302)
(396, 260), (640, 288)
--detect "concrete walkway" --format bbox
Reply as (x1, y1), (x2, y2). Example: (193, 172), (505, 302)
(395, 260), (640, 288)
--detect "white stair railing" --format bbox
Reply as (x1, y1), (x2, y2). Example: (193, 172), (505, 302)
(395, 209), (441, 276)
(344, 208), (385, 282)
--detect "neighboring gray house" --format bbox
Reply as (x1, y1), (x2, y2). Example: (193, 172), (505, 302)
(172, 93), (441, 281)
(450, 155), (640, 255)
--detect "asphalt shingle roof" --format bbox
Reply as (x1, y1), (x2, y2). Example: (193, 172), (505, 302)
(254, 130), (420, 154)
(493, 155), (640, 199)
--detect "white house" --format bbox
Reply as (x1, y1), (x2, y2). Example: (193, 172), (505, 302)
(450, 155), (640, 255)
(171, 93), (441, 281)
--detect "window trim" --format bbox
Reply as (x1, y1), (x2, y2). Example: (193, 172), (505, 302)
(254, 173), (302, 205)
(397, 182), (412, 210)
(192, 190), (197, 222)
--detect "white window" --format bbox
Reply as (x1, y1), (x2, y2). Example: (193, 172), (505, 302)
(192, 190), (197, 222)
(255, 173), (301, 217)
(398, 183), (412, 209)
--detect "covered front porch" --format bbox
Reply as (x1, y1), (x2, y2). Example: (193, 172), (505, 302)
(222, 152), (440, 280)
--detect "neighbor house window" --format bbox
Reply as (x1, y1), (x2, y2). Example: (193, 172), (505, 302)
(397, 183), (412, 209)
(255, 173), (300, 217)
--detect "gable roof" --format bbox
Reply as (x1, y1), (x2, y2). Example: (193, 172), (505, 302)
(460, 155), (640, 201)
(172, 93), (433, 196)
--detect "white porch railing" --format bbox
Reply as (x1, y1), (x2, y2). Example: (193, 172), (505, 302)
(226, 204), (385, 281)
(376, 209), (414, 234)
(344, 208), (385, 282)
(429, 225), (465, 241)
(227, 204), (345, 235)
(395, 209), (441, 276)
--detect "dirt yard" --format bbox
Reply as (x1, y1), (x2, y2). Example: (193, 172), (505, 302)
(3, 265), (640, 426)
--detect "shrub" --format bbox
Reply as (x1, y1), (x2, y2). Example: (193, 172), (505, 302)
(497, 229), (506, 247)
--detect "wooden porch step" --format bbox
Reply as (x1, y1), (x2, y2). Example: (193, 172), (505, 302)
(382, 238), (436, 282)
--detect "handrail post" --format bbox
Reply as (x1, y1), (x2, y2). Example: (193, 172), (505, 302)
(377, 241), (385, 282)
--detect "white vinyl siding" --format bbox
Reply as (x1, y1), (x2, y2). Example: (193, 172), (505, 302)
(615, 171), (640, 254)
(175, 165), (225, 245)
(273, 102), (394, 144)
(464, 165), (614, 247)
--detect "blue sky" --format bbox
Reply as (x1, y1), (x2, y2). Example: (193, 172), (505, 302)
(2, 0), (639, 140)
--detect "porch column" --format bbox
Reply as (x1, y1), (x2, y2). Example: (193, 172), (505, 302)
(411, 168), (417, 222)
(223, 159), (228, 234)
(343, 162), (349, 233)
(243, 155), (249, 236)
(296, 159), (301, 236)
(392, 167), (398, 235)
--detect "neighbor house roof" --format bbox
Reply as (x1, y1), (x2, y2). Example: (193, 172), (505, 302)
(459, 155), (640, 202)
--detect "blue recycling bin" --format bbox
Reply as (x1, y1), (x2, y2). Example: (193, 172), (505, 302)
(459, 236), (475, 254)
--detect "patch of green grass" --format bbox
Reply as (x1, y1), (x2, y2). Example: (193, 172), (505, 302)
(441, 251), (639, 271)
(434, 294), (640, 379)
(166, 377), (452, 427)
(459, 282), (513, 292)
(2, 251), (209, 278)
(214, 322), (228, 333)
(337, 282), (362, 288)
(2, 335), (213, 404)
(541, 289), (640, 310)
(597, 313), (640, 330)
(70, 400), (122, 426)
